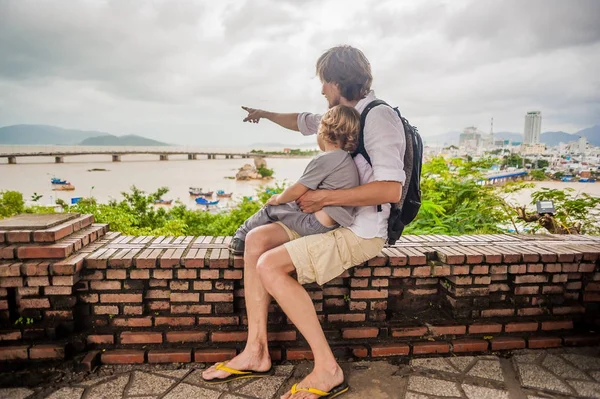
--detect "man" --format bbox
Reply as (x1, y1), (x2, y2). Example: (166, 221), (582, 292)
(202, 45), (406, 399)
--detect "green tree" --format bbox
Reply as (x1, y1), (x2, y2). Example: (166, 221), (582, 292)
(0, 191), (25, 218)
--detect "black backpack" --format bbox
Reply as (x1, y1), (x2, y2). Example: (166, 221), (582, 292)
(352, 100), (423, 245)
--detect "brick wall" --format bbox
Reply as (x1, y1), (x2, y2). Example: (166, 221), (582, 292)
(1, 214), (600, 364)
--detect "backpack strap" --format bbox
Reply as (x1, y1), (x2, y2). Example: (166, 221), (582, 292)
(354, 99), (389, 166)
(353, 99), (394, 213)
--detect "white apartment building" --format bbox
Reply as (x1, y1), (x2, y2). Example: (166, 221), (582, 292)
(524, 111), (542, 144)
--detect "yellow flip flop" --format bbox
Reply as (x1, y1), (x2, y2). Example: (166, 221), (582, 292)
(290, 381), (349, 398)
(200, 362), (274, 384)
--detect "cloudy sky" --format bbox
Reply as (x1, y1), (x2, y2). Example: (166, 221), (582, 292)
(1, 0), (599, 146)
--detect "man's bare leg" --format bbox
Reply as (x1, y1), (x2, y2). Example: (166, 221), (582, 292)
(202, 224), (290, 380)
(255, 246), (344, 399)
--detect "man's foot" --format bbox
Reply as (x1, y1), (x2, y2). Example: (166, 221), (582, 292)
(229, 237), (245, 255)
(201, 347), (271, 383)
(281, 364), (345, 399)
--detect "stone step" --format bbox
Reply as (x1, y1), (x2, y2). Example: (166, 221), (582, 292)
(0, 214), (94, 245)
(0, 223), (108, 261)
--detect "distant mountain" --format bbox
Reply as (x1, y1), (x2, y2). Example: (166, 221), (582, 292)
(0, 124), (101, 145)
(575, 125), (600, 146)
(539, 131), (573, 147)
(0, 124), (169, 146)
(80, 134), (168, 146)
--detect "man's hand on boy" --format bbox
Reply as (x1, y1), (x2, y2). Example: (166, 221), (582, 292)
(297, 190), (327, 213)
(242, 106), (265, 123)
(266, 194), (280, 206)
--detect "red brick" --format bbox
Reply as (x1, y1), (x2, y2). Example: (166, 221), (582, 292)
(515, 275), (548, 284)
(553, 305), (585, 314)
(528, 336), (562, 349)
(353, 267), (371, 277)
(26, 276), (50, 287)
(350, 289), (388, 299)
(323, 287), (349, 296)
(79, 293), (99, 303)
(371, 344), (410, 357)
(148, 349), (191, 363)
(542, 320), (573, 331)
(0, 331), (22, 341)
(430, 325), (466, 336)
(197, 316), (239, 325)
(212, 331), (248, 342)
(342, 327), (379, 339)
(432, 266), (451, 276)
(490, 265), (508, 274)
(95, 305), (119, 315)
(0, 277), (23, 287)
(392, 268), (410, 277)
(371, 278), (389, 287)
(517, 308), (545, 316)
(412, 266), (431, 277)
(350, 278), (369, 288)
(194, 349), (236, 363)
(515, 286), (540, 295)
(269, 331), (297, 341)
(121, 332), (163, 344)
(373, 267), (392, 277)
(101, 350), (145, 364)
(21, 262), (49, 276)
(452, 265), (470, 275)
(124, 305), (143, 315)
(112, 317), (153, 328)
(585, 292), (600, 302)
(174, 269), (195, 279)
(215, 281), (234, 290)
(481, 308), (514, 317)
(0, 346), (29, 361)
(147, 289), (170, 299)
(505, 322), (538, 333)
(392, 326), (428, 337)
(349, 301), (367, 311)
(412, 342), (450, 354)
(149, 301), (169, 311)
(80, 350), (101, 372)
(166, 331), (208, 343)
(224, 270), (243, 280)
(452, 339), (489, 353)
(90, 281), (121, 290)
(100, 293), (142, 303)
(87, 335), (114, 345)
(0, 263), (21, 277)
(17, 286), (38, 296)
(18, 244), (74, 259)
(327, 314), (366, 323)
(491, 337), (526, 350)
(193, 281), (212, 290)
(155, 317), (195, 326)
(471, 265), (489, 275)
(552, 274), (568, 283)
(0, 245), (16, 259)
(30, 344), (65, 359)
(563, 335), (600, 347)
(580, 263), (597, 273)
(545, 263), (562, 273)
(19, 298), (50, 309)
(104, 269), (125, 280)
(509, 264), (526, 274)
(171, 304), (211, 314)
(200, 269), (219, 279)
(170, 281), (189, 290)
(204, 293), (233, 302)
(562, 263), (579, 273)
(287, 348), (314, 360)
(7, 231), (31, 243)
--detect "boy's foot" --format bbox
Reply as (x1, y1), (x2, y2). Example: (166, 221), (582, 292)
(229, 237), (245, 255)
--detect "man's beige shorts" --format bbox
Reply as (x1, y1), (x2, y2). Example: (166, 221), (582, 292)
(276, 222), (385, 286)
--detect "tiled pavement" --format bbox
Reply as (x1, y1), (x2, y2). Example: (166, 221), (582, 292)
(2, 347), (600, 398)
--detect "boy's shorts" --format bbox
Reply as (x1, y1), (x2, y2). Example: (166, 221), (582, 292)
(275, 222), (385, 286)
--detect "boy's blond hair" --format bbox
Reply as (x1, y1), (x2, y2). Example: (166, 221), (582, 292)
(318, 105), (360, 153)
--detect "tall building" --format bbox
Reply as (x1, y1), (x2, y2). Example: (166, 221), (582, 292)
(524, 111), (542, 144)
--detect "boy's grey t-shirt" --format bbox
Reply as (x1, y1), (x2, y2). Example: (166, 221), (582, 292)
(297, 149), (359, 227)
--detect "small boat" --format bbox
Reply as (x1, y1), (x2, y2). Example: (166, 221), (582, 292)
(579, 178), (597, 183)
(217, 190), (233, 198)
(71, 197), (82, 204)
(189, 187), (203, 195)
(561, 176), (574, 182)
(195, 197), (219, 206)
(53, 183), (75, 191)
(154, 199), (173, 205)
(51, 177), (67, 185)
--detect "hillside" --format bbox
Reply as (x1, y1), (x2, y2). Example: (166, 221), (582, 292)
(0, 125), (101, 145)
(0, 124), (169, 146)
(80, 134), (169, 146)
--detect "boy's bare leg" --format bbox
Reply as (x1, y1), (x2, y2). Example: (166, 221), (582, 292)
(201, 223), (290, 380)
(255, 246), (344, 399)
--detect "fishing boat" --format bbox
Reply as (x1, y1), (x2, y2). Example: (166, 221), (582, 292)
(195, 197), (219, 206)
(51, 177), (67, 185)
(217, 190), (233, 198)
(53, 183), (75, 191)
(579, 178), (597, 183)
(154, 199), (173, 205)
(71, 197), (82, 204)
(189, 187), (203, 195)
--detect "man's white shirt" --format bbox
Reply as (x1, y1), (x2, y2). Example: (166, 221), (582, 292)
(297, 91), (406, 239)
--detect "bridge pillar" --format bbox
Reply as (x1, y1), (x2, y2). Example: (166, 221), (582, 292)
(160, 154), (169, 161)
(188, 154), (197, 160)
(55, 156), (64, 164)
(7, 156), (16, 164)
(112, 155), (121, 162)
(208, 154), (215, 160)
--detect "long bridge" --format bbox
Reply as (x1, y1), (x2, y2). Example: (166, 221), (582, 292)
(0, 149), (284, 164)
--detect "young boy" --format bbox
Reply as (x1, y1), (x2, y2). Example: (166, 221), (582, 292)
(229, 105), (361, 255)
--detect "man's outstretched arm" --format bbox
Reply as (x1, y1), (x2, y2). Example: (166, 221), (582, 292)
(242, 106), (299, 132)
(297, 181), (402, 213)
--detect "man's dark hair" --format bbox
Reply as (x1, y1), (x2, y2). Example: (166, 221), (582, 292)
(316, 45), (373, 101)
